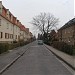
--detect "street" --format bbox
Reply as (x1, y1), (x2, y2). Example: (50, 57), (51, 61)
(1, 41), (73, 75)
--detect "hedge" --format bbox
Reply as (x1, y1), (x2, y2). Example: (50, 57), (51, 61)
(52, 41), (73, 55)
(9, 43), (20, 50)
(0, 43), (9, 54)
(0, 41), (30, 54)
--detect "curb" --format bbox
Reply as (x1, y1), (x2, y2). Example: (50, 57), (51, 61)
(0, 49), (27, 74)
(44, 45), (75, 71)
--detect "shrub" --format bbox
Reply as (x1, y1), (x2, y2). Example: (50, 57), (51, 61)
(20, 41), (25, 46)
(19, 40), (30, 46)
(9, 43), (20, 50)
(13, 41), (17, 43)
(0, 42), (20, 54)
(0, 43), (9, 54)
(52, 41), (73, 55)
(0, 41), (30, 54)
(72, 46), (75, 55)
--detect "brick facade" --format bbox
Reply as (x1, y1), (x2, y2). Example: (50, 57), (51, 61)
(58, 18), (75, 46)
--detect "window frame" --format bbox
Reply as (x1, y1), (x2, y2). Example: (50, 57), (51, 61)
(0, 32), (3, 38)
(0, 19), (1, 26)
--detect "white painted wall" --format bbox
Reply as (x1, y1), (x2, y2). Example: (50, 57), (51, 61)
(0, 16), (13, 43)
(13, 25), (20, 42)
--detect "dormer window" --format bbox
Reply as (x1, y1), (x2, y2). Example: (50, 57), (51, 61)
(6, 13), (9, 18)
(0, 7), (2, 13)
(0, 8), (1, 11)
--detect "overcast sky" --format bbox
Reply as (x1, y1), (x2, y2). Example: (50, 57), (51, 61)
(0, 0), (74, 36)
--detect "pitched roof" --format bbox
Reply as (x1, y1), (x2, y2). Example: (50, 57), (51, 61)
(58, 18), (75, 31)
(20, 25), (26, 31)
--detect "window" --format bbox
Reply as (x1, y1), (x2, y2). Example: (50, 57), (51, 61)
(7, 23), (9, 29)
(5, 33), (9, 39)
(0, 8), (1, 11)
(9, 34), (11, 39)
(8, 34), (10, 39)
(0, 19), (1, 26)
(16, 35), (17, 39)
(11, 34), (13, 39)
(5, 33), (7, 38)
(11, 15), (12, 21)
(10, 34), (13, 39)
(7, 14), (9, 18)
(0, 32), (3, 38)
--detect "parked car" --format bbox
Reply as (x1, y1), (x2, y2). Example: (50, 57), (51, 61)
(38, 40), (43, 45)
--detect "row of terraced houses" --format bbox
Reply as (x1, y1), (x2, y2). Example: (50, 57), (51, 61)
(0, 1), (33, 44)
(50, 18), (75, 46)
(58, 18), (75, 46)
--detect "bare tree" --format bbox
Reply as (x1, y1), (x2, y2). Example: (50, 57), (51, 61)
(31, 12), (59, 34)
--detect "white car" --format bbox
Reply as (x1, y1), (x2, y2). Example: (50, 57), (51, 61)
(38, 40), (43, 45)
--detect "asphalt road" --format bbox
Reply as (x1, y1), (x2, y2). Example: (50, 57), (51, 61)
(2, 41), (73, 75)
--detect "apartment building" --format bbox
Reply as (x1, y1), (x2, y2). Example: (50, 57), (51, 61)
(0, 2), (14, 43)
(0, 1), (32, 43)
(25, 28), (31, 41)
(20, 25), (32, 42)
(29, 32), (33, 38)
(58, 18), (75, 45)
(20, 25), (25, 41)
(13, 17), (20, 42)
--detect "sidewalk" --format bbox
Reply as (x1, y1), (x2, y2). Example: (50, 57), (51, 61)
(45, 44), (75, 70)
